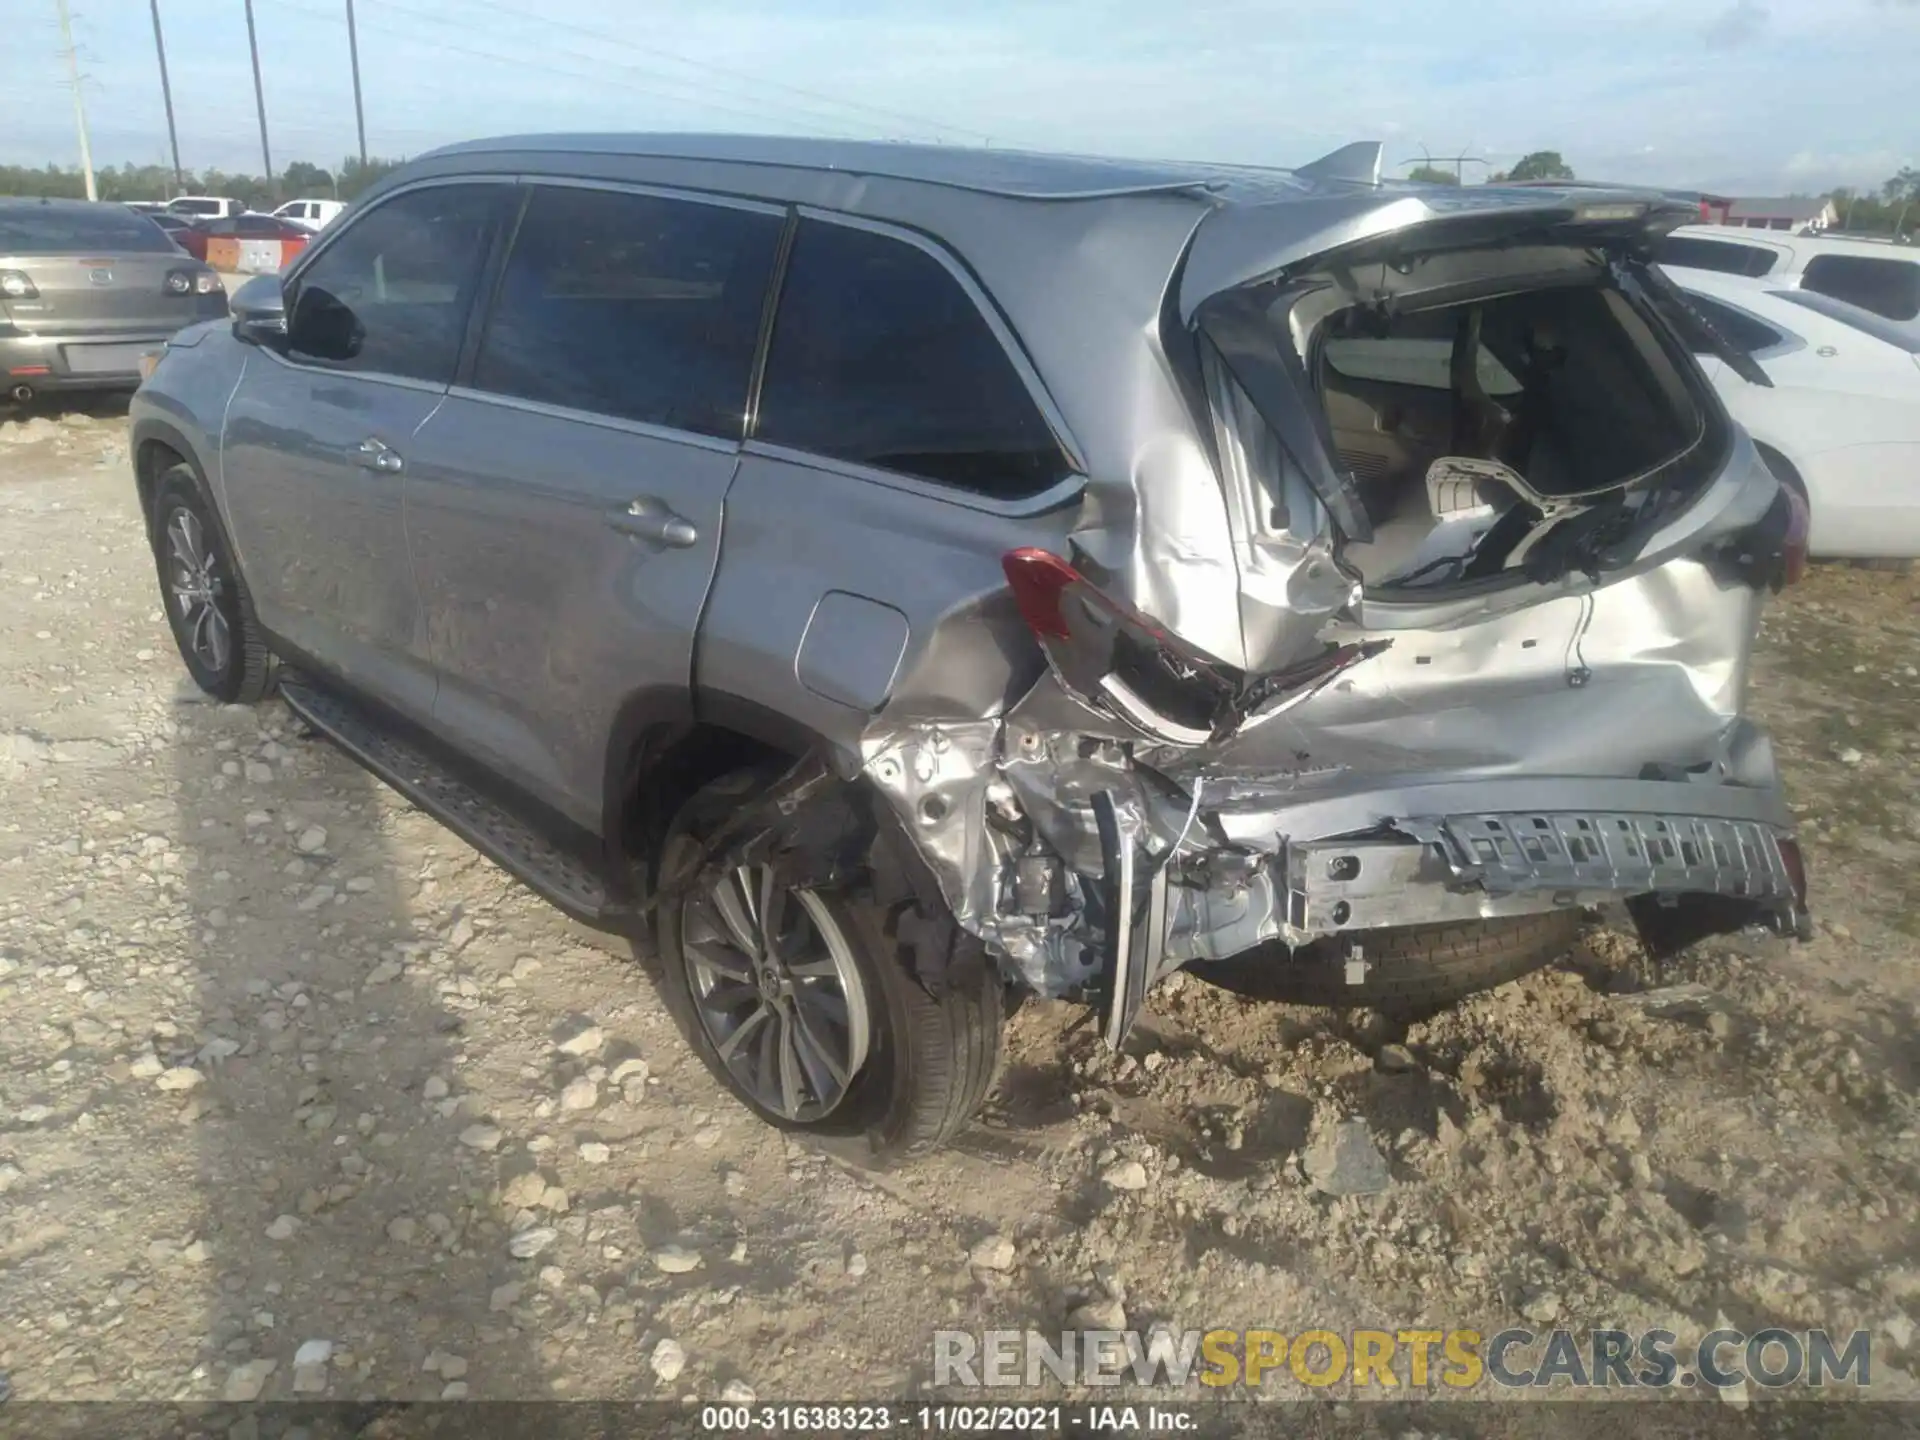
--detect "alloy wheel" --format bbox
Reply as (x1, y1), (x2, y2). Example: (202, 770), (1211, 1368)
(164, 507), (231, 676)
(680, 865), (872, 1122)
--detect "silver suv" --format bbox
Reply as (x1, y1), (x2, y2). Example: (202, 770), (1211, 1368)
(131, 135), (1811, 1162)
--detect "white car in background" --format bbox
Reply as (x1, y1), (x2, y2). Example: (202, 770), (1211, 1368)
(1657, 225), (1920, 329)
(271, 198), (344, 228)
(165, 195), (245, 221)
(1664, 265), (1920, 561)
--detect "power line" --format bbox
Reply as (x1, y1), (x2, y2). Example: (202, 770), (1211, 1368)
(356, 0), (929, 141)
(268, 0), (897, 143)
(454, 0), (993, 144)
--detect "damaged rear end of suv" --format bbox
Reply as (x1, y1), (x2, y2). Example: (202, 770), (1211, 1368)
(660, 146), (1810, 1151)
(153, 133), (1808, 1166)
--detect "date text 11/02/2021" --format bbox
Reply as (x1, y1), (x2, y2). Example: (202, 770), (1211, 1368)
(698, 1404), (1197, 1432)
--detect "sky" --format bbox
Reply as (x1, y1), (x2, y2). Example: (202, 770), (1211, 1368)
(2, 0), (1914, 196)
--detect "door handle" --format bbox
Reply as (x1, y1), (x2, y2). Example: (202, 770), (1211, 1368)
(606, 497), (698, 548)
(354, 437), (404, 474)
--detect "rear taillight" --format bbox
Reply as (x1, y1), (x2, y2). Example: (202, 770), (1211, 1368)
(1000, 546), (1386, 746)
(0, 270), (37, 300)
(1780, 484), (1810, 587)
(1001, 547), (1081, 639)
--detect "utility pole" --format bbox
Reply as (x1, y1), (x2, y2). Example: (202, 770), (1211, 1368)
(149, 0), (184, 193)
(55, 0), (96, 200)
(244, 0), (274, 190)
(345, 0), (368, 168)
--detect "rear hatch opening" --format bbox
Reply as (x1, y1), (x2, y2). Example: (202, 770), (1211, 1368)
(1195, 212), (1756, 610)
(1314, 270), (1719, 591)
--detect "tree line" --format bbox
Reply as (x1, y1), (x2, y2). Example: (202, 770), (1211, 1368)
(1403, 151), (1916, 239)
(0, 157), (405, 210)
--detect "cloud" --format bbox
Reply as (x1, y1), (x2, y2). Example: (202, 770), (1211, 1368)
(1705, 0), (1770, 48)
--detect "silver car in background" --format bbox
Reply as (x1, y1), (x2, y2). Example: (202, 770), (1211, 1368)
(130, 135), (1810, 1163)
(1, 198), (227, 404)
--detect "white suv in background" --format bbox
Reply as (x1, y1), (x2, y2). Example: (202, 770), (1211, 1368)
(166, 196), (245, 220)
(1656, 225), (1920, 327)
(272, 198), (345, 229)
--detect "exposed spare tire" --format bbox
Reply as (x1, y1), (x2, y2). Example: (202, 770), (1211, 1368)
(1189, 912), (1582, 1015)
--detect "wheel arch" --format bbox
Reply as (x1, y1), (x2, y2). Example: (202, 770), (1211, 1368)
(134, 418), (219, 536)
(603, 688), (832, 919)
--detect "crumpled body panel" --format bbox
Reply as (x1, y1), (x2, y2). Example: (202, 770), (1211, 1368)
(854, 549), (1800, 1010)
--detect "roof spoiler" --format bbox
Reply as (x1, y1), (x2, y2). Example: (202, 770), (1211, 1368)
(1293, 141), (1383, 188)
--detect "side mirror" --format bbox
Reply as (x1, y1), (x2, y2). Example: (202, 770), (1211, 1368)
(287, 285), (365, 363)
(230, 273), (287, 348)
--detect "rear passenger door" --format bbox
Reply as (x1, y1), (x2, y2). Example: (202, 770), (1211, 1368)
(405, 182), (783, 831)
(696, 212), (1080, 758)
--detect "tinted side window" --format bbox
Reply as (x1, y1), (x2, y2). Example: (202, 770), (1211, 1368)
(756, 220), (1070, 498)
(290, 184), (499, 384)
(236, 215), (282, 237)
(472, 186), (781, 438)
(1655, 236), (1778, 278)
(1800, 255), (1920, 322)
(1675, 293), (1784, 353)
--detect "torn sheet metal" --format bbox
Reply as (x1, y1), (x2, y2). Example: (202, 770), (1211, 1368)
(849, 538), (1803, 1037)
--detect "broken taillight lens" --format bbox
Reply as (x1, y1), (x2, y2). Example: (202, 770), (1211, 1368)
(1780, 484), (1810, 588)
(1001, 547), (1080, 639)
(1001, 547), (1388, 746)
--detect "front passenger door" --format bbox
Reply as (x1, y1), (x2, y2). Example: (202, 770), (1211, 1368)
(219, 182), (504, 723)
(404, 183), (784, 829)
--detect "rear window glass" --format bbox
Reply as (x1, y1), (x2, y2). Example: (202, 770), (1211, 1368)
(755, 219), (1071, 498)
(0, 205), (177, 254)
(1799, 254), (1920, 322)
(169, 199), (223, 216)
(1672, 292), (1786, 354)
(1655, 236), (1779, 278)
(1773, 289), (1920, 353)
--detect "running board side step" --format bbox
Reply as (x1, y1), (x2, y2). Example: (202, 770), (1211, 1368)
(278, 675), (624, 930)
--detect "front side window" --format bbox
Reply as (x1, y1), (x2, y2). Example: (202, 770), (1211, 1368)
(287, 183), (500, 385)
(472, 185), (782, 438)
(755, 219), (1071, 498)
(1800, 254), (1920, 323)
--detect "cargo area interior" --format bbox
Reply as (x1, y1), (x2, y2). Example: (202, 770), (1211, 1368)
(1310, 272), (1709, 590)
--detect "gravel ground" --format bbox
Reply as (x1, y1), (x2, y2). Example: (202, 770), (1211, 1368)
(2, 402), (1916, 1413)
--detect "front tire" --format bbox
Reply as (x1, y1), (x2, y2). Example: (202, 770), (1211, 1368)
(149, 465), (273, 704)
(651, 770), (1005, 1165)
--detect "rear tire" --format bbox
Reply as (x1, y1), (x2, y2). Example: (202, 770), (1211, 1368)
(149, 465), (274, 704)
(1191, 912), (1582, 1016)
(651, 769), (1005, 1166)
